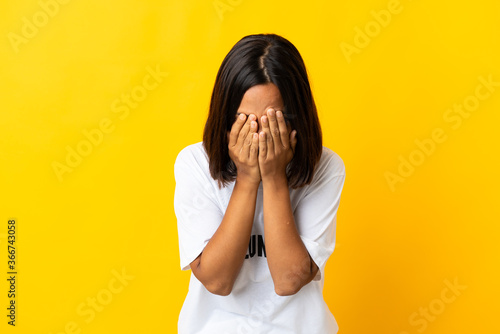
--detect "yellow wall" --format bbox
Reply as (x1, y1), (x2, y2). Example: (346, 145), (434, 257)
(1, 0), (499, 333)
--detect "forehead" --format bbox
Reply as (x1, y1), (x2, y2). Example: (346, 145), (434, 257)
(237, 83), (284, 115)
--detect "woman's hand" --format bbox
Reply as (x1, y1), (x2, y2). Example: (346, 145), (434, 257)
(227, 113), (261, 185)
(258, 108), (297, 181)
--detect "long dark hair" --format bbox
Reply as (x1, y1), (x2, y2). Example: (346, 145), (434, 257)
(203, 33), (323, 189)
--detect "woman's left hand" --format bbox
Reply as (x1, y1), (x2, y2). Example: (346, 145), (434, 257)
(258, 108), (297, 181)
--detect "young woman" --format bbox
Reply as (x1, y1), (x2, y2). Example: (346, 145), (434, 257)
(174, 33), (346, 333)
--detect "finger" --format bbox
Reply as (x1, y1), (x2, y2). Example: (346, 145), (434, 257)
(258, 131), (267, 161)
(276, 110), (289, 149)
(242, 119), (258, 158)
(250, 119), (258, 134)
(266, 108), (281, 149)
(261, 114), (274, 155)
(235, 114), (255, 152)
(249, 132), (259, 162)
(229, 113), (247, 147)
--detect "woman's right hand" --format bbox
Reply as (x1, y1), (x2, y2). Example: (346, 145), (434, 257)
(227, 113), (261, 186)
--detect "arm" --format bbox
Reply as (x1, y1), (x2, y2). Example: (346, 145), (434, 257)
(262, 175), (319, 296)
(190, 178), (258, 296)
(258, 108), (318, 296)
(190, 113), (261, 296)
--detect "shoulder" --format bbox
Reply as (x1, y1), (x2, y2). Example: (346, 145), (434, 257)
(174, 142), (211, 179)
(174, 142), (207, 168)
(302, 146), (346, 190)
(316, 146), (346, 177)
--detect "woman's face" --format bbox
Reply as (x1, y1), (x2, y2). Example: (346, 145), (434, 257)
(236, 83), (284, 133)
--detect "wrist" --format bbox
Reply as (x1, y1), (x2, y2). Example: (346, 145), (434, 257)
(235, 174), (261, 190)
(262, 173), (288, 188)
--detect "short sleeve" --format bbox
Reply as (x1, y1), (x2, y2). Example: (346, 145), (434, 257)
(173, 144), (224, 271)
(294, 148), (346, 281)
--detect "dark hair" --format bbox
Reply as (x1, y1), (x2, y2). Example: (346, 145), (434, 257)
(203, 33), (323, 189)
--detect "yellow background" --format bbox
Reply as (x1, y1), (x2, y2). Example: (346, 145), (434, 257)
(1, 0), (499, 333)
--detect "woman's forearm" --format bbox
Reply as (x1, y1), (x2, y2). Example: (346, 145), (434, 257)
(190, 177), (259, 296)
(262, 175), (318, 296)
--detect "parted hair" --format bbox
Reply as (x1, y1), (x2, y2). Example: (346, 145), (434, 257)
(202, 33), (323, 189)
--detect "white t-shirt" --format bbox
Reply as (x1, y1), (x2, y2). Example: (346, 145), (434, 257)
(174, 142), (346, 334)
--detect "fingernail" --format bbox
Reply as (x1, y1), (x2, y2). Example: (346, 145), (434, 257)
(276, 110), (283, 118)
(239, 114), (246, 120)
(268, 109), (275, 116)
(260, 132), (265, 137)
(251, 121), (256, 128)
(262, 116), (267, 123)
(249, 114), (256, 121)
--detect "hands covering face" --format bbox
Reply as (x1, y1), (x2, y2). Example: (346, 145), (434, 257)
(227, 108), (297, 185)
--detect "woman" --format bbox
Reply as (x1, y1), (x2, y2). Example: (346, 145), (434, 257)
(174, 33), (346, 333)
